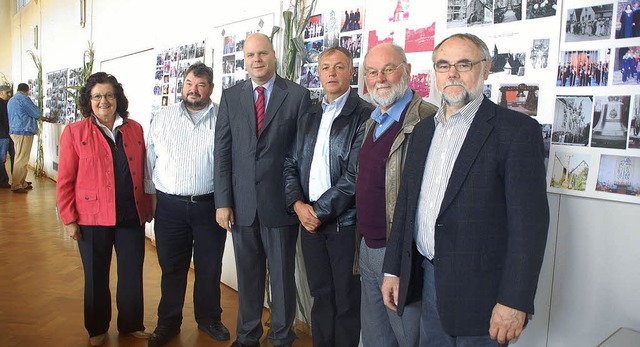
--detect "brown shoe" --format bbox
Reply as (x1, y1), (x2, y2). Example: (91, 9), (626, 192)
(11, 188), (29, 193)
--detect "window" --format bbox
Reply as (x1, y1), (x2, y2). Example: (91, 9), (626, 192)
(16, 0), (32, 12)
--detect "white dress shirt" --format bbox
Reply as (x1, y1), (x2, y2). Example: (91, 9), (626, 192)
(145, 101), (219, 196)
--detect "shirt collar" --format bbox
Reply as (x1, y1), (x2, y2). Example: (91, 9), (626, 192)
(436, 94), (484, 126)
(322, 88), (350, 113)
(371, 88), (413, 123)
(251, 74), (276, 92)
(92, 113), (124, 132)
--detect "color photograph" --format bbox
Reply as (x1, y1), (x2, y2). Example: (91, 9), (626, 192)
(596, 155), (640, 196)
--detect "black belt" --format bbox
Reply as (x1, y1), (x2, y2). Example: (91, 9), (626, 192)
(158, 190), (215, 203)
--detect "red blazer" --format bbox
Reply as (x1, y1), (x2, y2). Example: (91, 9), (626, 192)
(56, 117), (150, 226)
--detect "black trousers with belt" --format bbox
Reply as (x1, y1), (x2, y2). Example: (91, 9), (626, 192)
(77, 222), (146, 337)
(154, 191), (227, 329)
(300, 222), (361, 347)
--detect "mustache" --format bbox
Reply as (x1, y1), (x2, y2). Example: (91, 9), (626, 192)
(443, 80), (466, 88)
(374, 82), (392, 90)
(187, 91), (201, 98)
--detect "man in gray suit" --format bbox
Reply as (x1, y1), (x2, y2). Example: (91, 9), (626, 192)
(214, 33), (311, 347)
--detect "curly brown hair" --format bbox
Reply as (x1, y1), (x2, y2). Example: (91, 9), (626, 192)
(78, 72), (129, 118)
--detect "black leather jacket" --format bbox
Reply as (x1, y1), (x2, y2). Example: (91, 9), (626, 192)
(284, 89), (374, 228)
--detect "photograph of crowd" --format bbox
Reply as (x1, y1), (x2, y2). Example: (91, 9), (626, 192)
(613, 46), (640, 85)
(596, 155), (640, 197)
(305, 14), (324, 39)
(591, 95), (630, 149)
(341, 8), (362, 32)
(616, 0), (640, 39)
(557, 49), (610, 87)
(526, 0), (557, 19)
(45, 69), (69, 124)
(498, 84), (539, 116)
(552, 96), (593, 146)
(550, 151), (591, 191)
(339, 34), (362, 59)
(300, 65), (320, 89)
(530, 38), (550, 69)
(564, 4), (613, 42)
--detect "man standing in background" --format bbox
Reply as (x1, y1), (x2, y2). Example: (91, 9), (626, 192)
(7, 83), (40, 193)
(145, 62), (230, 347)
(0, 85), (15, 189)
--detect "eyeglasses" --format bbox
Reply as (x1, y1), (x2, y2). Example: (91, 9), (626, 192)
(434, 59), (486, 73)
(90, 93), (116, 101)
(364, 62), (405, 78)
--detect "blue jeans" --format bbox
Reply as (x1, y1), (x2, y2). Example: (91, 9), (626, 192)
(421, 259), (505, 347)
(0, 138), (14, 185)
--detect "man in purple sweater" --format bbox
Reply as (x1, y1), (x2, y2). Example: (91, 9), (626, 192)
(355, 43), (437, 347)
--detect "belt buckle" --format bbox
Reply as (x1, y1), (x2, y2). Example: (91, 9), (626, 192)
(190, 195), (197, 203)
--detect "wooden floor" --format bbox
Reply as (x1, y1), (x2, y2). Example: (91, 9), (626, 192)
(0, 172), (313, 347)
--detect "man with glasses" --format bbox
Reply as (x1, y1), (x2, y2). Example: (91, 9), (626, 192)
(355, 43), (437, 347)
(7, 83), (40, 193)
(382, 33), (549, 346)
(145, 62), (230, 347)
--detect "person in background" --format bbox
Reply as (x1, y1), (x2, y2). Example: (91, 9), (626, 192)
(356, 43), (438, 347)
(7, 82), (40, 193)
(381, 33), (549, 346)
(214, 33), (311, 347)
(56, 72), (152, 346)
(145, 62), (230, 347)
(283, 46), (373, 347)
(0, 84), (15, 188)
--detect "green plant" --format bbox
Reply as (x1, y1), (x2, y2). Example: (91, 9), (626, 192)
(67, 41), (95, 121)
(27, 50), (45, 177)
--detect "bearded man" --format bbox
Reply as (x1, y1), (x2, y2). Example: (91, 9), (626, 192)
(355, 43), (437, 347)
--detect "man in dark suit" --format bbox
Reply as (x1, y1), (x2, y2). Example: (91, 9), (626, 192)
(381, 33), (549, 346)
(283, 47), (373, 347)
(214, 33), (311, 347)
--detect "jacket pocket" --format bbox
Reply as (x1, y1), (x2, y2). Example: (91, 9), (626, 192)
(76, 190), (99, 214)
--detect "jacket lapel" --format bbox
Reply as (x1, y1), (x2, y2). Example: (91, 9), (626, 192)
(439, 98), (495, 216)
(240, 79), (257, 136)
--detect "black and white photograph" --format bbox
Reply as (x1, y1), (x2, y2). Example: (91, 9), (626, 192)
(305, 14), (324, 39)
(591, 95), (631, 149)
(557, 49), (610, 87)
(447, 0), (494, 28)
(564, 4), (613, 42)
(530, 38), (550, 69)
(630, 95), (640, 148)
(323, 10), (340, 49)
(613, 46), (640, 85)
(497, 83), (539, 116)
(596, 155), (640, 197)
(222, 75), (235, 90)
(483, 84), (492, 98)
(526, 0), (557, 19)
(305, 39), (323, 63)
(615, 0), (640, 39)
(552, 95), (593, 146)
(45, 69), (69, 124)
(341, 7), (363, 32)
(494, 0), (522, 24)
(300, 64), (320, 89)
(222, 55), (235, 74)
(550, 151), (591, 191)
(310, 88), (326, 102)
(351, 62), (360, 86)
(490, 44), (526, 76)
(339, 34), (362, 59)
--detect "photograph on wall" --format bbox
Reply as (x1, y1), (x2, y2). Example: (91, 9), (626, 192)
(494, 0), (523, 24)
(323, 10), (341, 49)
(223, 35), (236, 54)
(310, 88), (326, 102)
(615, 0), (640, 39)
(497, 83), (539, 116)
(564, 4), (613, 42)
(591, 95), (630, 149)
(305, 39), (323, 63)
(222, 55), (235, 74)
(339, 34), (362, 59)
(368, 30), (395, 49)
(552, 95), (593, 146)
(305, 14), (325, 39)
(351, 62), (360, 86)
(341, 7), (363, 32)
(300, 64), (320, 89)
(549, 150), (591, 191)
(389, 0), (410, 22)
(630, 95), (640, 148)
(489, 42), (527, 77)
(526, 0), (558, 19)
(596, 154), (640, 197)
(409, 71), (431, 98)
(222, 75), (235, 90)
(483, 84), (492, 98)
(557, 49), (610, 87)
(404, 22), (436, 53)
(530, 38), (550, 69)
(448, 0), (495, 28)
(45, 69), (68, 124)
(612, 46), (640, 85)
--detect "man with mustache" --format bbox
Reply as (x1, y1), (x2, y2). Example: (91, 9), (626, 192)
(355, 43), (437, 347)
(145, 62), (230, 347)
(382, 33), (549, 346)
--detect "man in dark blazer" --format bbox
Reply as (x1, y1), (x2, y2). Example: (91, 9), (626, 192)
(381, 33), (549, 346)
(214, 33), (311, 347)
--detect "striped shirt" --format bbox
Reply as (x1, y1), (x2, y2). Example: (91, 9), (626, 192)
(144, 101), (219, 196)
(415, 95), (484, 259)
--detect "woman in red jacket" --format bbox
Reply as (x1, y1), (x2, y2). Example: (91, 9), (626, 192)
(56, 72), (152, 346)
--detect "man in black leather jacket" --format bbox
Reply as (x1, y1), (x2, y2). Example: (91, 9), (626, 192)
(283, 47), (373, 347)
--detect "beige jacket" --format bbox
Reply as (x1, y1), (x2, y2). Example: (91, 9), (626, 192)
(354, 91), (438, 273)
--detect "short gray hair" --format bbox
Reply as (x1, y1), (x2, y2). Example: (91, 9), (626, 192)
(432, 33), (491, 63)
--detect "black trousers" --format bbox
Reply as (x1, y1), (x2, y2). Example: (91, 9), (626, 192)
(301, 223), (361, 347)
(153, 192), (227, 329)
(77, 223), (145, 337)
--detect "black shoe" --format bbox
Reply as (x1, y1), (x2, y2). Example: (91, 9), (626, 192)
(230, 340), (260, 347)
(147, 326), (180, 347)
(199, 320), (230, 341)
